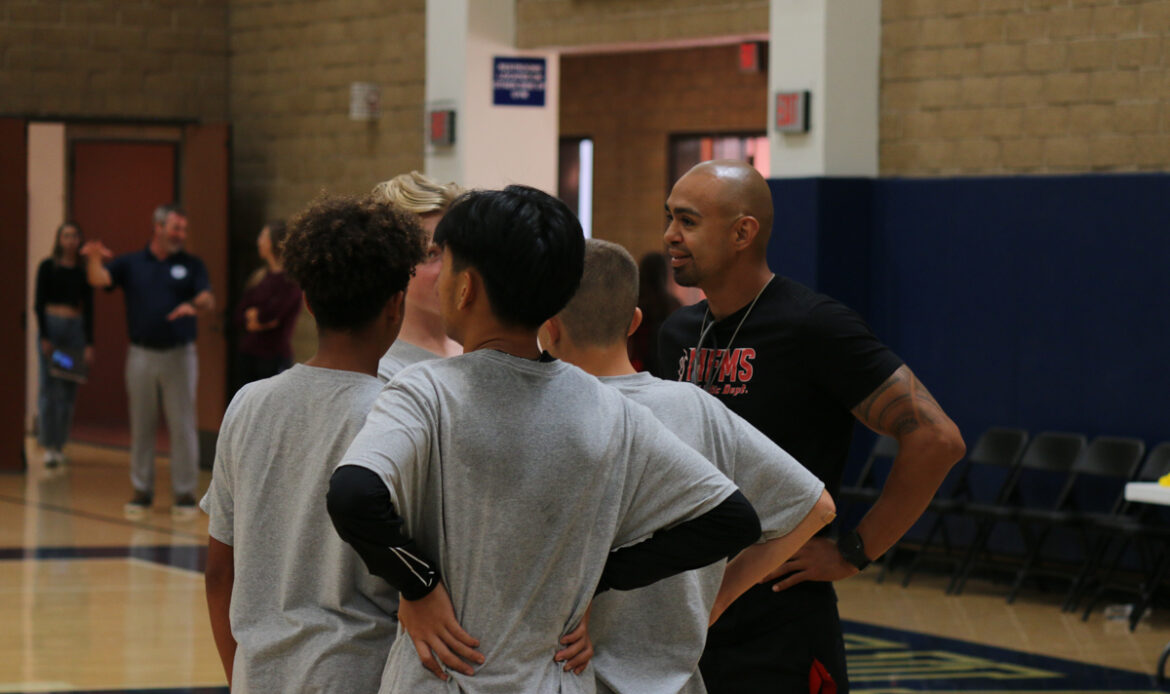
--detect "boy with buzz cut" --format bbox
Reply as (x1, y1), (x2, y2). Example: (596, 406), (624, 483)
(326, 185), (762, 694)
(539, 238), (837, 694)
(201, 195), (426, 693)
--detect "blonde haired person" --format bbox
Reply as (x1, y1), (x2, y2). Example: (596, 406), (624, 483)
(371, 171), (464, 380)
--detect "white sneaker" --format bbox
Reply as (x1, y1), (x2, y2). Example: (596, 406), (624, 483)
(43, 449), (59, 469)
(172, 494), (198, 520)
(124, 491), (153, 519)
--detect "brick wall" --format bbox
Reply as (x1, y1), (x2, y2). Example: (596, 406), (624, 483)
(228, 0), (428, 361)
(0, 0), (228, 121)
(882, 0), (1170, 175)
(561, 45), (767, 258)
(517, 0), (768, 48)
(229, 0), (426, 221)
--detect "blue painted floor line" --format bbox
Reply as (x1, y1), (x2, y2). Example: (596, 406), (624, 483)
(0, 544), (206, 571)
(3, 547), (1164, 692)
(12, 689), (228, 694)
(844, 619), (1164, 691)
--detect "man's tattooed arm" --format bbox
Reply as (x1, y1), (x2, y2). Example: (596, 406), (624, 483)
(852, 365), (946, 438)
(838, 365), (965, 570)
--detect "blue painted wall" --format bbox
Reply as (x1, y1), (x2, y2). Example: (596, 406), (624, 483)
(770, 174), (1170, 559)
(768, 174), (1170, 451)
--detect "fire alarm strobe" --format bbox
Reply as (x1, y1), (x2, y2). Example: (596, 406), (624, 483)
(429, 109), (455, 146)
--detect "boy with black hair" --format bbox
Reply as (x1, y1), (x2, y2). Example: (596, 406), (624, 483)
(201, 195), (426, 693)
(540, 239), (836, 694)
(327, 185), (762, 694)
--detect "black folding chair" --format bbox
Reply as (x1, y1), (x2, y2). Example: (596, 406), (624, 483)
(1003, 436), (1145, 604)
(837, 435), (899, 582)
(1053, 437), (1150, 612)
(899, 427), (1028, 588)
(839, 435), (898, 509)
(947, 431), (1087, 597)
(1074, 442), (1170, 627)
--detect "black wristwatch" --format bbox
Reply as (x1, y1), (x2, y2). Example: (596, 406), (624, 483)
(837, 530), (871, 571)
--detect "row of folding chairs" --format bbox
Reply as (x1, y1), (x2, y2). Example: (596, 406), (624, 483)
(841, 428), (1170, 629)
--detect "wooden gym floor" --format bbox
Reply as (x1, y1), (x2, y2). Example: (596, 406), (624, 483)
(2, 440), (1168, 693)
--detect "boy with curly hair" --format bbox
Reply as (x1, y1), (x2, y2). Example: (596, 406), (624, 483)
(201, 194), (426, 693)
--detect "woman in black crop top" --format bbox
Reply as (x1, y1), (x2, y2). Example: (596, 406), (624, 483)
(34, 222), (94, 468)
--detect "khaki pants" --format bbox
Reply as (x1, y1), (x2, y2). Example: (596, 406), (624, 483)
(125, 343), (199, 497)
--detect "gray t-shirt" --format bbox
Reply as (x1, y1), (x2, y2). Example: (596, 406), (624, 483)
(200, 364), (398, 694)
(590, 372), (825, 694)
(339, 351), (740, 694)
(377, 339), (441, 382)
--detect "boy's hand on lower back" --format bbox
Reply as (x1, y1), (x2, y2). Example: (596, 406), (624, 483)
(398, 582), (484, 680)
(555, 603), (594, 675)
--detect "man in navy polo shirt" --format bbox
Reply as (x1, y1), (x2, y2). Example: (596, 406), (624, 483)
(83, 204), (215, 519)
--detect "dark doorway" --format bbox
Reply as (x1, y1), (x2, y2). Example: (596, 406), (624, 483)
(668, 132), (770, 193)
(558, 136), (593, 237)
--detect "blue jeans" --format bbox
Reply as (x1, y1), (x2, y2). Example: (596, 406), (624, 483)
(38, 315), (86, 450)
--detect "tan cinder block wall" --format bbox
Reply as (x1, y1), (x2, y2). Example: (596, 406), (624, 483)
(561, 45), (767, 258)
(0, 0), (228, 121)
(882, 0), (1170, 176)
(229, 0), (427, 361)
(230, 0), (426, 218)
(517, 0), (768, 48)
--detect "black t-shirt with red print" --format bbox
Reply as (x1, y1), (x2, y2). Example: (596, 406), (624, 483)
(657, 275), (902, 631)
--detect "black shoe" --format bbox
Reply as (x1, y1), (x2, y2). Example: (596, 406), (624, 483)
(124, 491), (153, 519)
(172, 493), (198, 520)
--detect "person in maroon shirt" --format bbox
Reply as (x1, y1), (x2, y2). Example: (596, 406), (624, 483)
(235, 220), (303, 384)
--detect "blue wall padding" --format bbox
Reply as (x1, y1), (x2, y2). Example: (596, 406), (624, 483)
(772, 173), (1170, 564)
(767, 178), (821, 291)
(768, 178), (874, 319)
(768, 173), (1170, 450)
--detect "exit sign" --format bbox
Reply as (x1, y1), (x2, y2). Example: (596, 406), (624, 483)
(775, 90), (810, 133)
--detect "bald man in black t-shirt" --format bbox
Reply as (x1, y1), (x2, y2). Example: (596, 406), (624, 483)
(657, 160), (966, 694)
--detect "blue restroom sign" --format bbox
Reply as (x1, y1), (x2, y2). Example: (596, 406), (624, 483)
(493, 57), (546, 107)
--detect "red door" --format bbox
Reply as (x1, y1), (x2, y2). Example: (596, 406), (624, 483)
(70, 141), (177, 441)
(0, 119), (28, 471)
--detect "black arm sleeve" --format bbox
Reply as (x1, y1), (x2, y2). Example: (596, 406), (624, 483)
(596, 489), (761, 594)
(326, 464), (441, 601)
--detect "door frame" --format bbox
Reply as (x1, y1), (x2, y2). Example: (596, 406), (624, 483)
(19, 120), (230, 468)
(0, 118), (29, 471)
